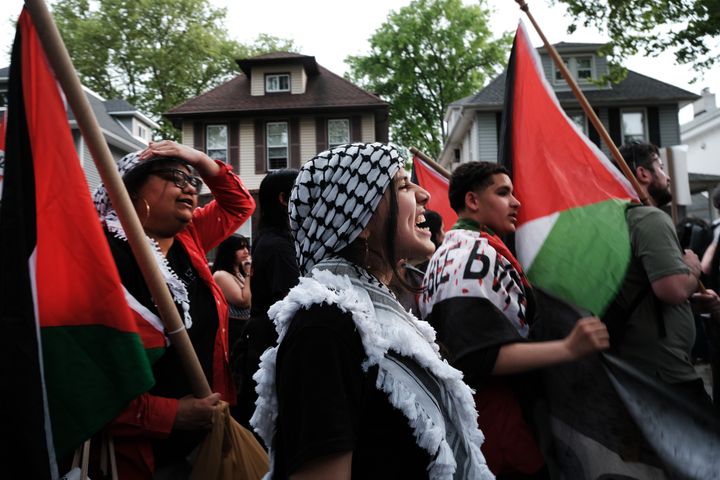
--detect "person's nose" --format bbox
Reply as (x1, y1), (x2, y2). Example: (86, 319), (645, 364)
(416, 185), (430, 206)
(183, 182), (198, 195)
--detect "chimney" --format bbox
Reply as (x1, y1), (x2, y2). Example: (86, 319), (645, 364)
(693, 87), (716, 118)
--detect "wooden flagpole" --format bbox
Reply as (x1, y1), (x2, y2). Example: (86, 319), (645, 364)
(515, 0), (649, 206)
(409, 146), (451, 180)
(516, 0), (707, 293)
(24, 0), (211, 398)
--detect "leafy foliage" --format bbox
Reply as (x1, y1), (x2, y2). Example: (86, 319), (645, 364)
(52, 0), (297, 139)
(346, 0), (510, 158)
(554, 0), (720, 76)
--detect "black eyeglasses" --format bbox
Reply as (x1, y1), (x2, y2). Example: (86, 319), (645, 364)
(151, 168), (202, 190)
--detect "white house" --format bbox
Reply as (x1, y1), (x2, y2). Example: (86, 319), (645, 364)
(682, 88), (720, 176)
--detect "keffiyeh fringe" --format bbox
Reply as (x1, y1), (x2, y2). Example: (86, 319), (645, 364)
(251, 259), (493, 480)
(104, 216), (192, 329)
(93, 150), (193, 330)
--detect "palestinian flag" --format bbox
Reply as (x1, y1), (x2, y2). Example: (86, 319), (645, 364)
(499, 22), (637, 317)
(0, 9), (153, 478)
(412, 155), (458, 228)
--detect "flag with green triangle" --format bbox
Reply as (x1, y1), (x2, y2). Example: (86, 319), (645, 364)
(499, 22), (638, 316)
(0, 9), (154, 478)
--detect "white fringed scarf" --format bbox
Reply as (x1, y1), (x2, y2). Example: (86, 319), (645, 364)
(251, 258), (494, 480)
(93, 151), (193, 329)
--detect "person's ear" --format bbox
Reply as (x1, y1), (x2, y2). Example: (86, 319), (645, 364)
(635, 166), (652, 184)
(464, 190), (480, 212)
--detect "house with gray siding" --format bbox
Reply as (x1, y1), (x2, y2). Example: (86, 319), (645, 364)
(0, 66), (157, 193)
(682, 89), (720, 177)
(440, 42), (699, 171)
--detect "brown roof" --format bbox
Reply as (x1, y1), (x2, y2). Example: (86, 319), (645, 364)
(236, 51), (319, 76)
(249, 51), (308, 60)
(165, 64), (388, 117)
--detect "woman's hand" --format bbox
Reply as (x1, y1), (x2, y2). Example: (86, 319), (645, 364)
(173, 392), (221, 430)
(138, 140), (221, 178)
(563, 316), (610, 360)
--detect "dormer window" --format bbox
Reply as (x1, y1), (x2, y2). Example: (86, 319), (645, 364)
(554, 56), (594, 84)
(265, 74), (290, 93)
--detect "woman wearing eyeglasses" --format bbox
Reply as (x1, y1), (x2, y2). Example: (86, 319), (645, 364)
(93, 140), (255, 479)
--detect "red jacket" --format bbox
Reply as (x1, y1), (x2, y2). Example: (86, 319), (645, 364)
(109, 161), (255, 478)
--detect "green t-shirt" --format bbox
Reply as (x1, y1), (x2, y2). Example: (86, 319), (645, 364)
(614, 206), (698, 384)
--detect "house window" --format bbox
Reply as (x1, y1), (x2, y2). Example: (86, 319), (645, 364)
(568, 111), (587, 134)
(137, 125), (146, 139)
(267, 121), (288, 170)
(555, 58), (569, 82)
(328, 119), (350, 147)
(206, 124), (228, 162)
(554, 56), (594, 84)
(621, 110), (647, 144)
(265, 74), (290, 93)
(0, 89), (7, 109)
(575, 57), (592, 80)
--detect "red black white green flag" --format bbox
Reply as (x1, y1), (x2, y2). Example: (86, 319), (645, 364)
(498, 22), (720, 477)
(0, 9), (153, 478)
(499, 22), (637, 317)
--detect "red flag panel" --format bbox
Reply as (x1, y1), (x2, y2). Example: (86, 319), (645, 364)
(413, 155), (457, 229)
(19, 9), (138, 331)
(510, 24), (636, 225)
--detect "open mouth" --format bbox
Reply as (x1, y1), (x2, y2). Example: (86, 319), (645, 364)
(416, 213), (430, 231)
(177, 198), (194, 208)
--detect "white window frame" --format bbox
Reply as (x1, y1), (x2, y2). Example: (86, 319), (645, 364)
(554, 56), (595, 85)
(327, 119), (350, 148)
(137, 125), (147, 139)
(620, 109), (648, 144)
(265, 73), (290, 93)
(574, 56), (593, 81)
(266, 121), (288, 170)
(206, 124), (228, 163)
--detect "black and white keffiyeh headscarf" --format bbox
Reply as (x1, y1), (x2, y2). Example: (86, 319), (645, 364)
(93, 151), (193, 329)
(289, 142), (404, 275)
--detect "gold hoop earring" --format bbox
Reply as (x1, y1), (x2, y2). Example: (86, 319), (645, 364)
(140, 197), (150, 227)
(364, 240), (373, 271)
(357, 236), (371, 270)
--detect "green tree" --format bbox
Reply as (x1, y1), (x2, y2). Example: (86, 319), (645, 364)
(52, 0), (297, 139)
(346, 0), (510, 158)
(553, 0), (720, 75)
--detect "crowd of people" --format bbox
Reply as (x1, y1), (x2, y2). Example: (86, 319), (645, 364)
(89, 138), (718, 479)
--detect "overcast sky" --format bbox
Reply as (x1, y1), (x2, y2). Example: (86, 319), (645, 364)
(1, 0), (717, 123)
